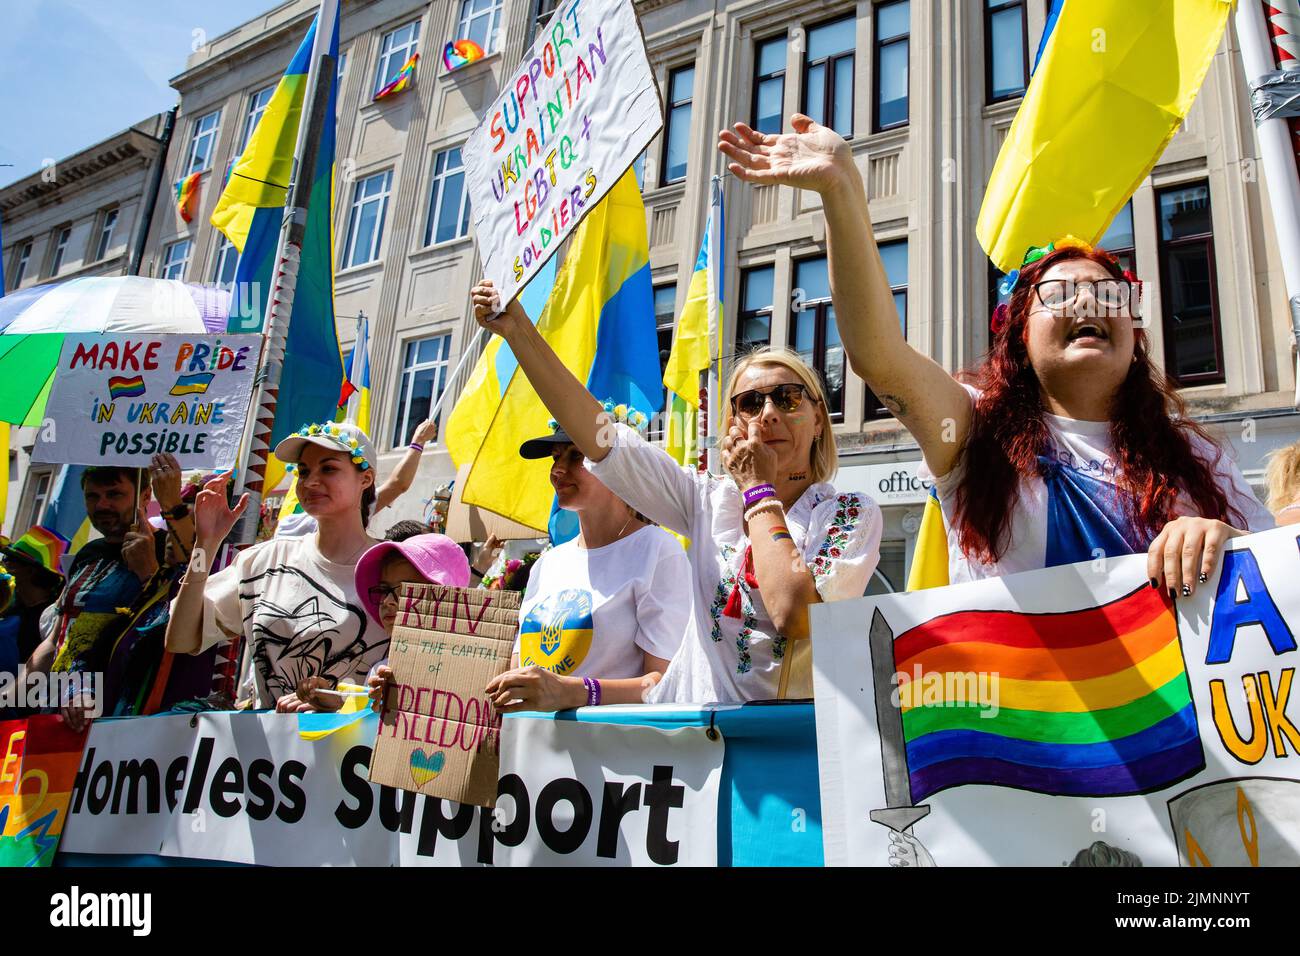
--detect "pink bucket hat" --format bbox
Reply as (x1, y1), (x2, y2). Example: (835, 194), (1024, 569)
(354, 533), (470, 625)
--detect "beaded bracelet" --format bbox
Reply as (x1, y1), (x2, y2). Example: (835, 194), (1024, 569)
(744, 498), (785, 524)
(742, 483), (776, 507)
(409, 442), (425, 453)
(582, 676), (602, 707)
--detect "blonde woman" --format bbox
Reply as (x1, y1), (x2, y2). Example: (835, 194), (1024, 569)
(1266, 440), (1300, 527)
(471, 280), (882, 702)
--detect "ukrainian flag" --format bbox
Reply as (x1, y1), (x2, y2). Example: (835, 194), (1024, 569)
(447, 170), (663, 532)
(977, 0), (1232, 273)
(340, 313), (371, 434)
(905, 486), (950, 591)
(210, 7), (345, 446)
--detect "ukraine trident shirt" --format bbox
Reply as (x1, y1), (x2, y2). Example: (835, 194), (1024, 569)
(514, 525), (690, 680)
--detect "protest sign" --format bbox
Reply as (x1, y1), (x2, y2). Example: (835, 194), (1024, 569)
(369, 584), (519, 807)
(32, 333), (260, 469)
(463, 0), (662, 308)
(812, 525), (1300, 866)
(60, 709), (723, 866)
(1, 715), (88, 867)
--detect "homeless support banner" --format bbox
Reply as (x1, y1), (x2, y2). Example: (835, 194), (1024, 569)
(463, 0), (661, 307)
(32, 333), (259, 469)
(812, 525), (1300, 866)
(60, 708), (723, 866)
(1, 716), (88, 867)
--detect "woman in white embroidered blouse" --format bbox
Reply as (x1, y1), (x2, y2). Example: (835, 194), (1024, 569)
(470, 282), (883, 703)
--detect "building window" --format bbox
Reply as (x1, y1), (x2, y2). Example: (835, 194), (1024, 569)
(526, 0), (561, 45)
(374, 20), (421, 95)
(240, 85), (276, 153)
(28, 471), (53, 528)
(161, 239), (192, 280)
(650, 283), (677, 439)
(866, 240), (908, 419)
(632, 150), (646, 190)
(456, 0), (502, 56)
(424, 147), (471, 246)
(803, 16), (855, 138)
(337, 50), (348, 90)
(94, 209), (119, 262)
(791, 256), (844, 421)
(393, 334), (452, 447)
(342, 170), (392, 268)
(1099, 200), (1136, 274)
(985, 0), (1028, 103)
(12, 240), (32, 288)
(661, 64), (695, 186)
(212, 234), (239, 290)
(752, 35), (787, 136)
(49, 227), (72, 276)
(185, 109), (221, 175)
(873, 0), (910, 131)
(738, 265), (774, 354)
(1156, 182), (1223, 386)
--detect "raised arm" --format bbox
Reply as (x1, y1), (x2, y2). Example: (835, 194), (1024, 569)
(165, 472), (247, 655)
(375, 418), (437, 512)
(719, 115), (972, 475)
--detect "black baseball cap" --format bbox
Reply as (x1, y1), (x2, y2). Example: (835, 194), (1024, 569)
(519, 426), (575, 459)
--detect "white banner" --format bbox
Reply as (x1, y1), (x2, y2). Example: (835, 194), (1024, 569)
(61, 709), (723, 866)
(33, 333), (259, 469)
(813, 525), (1300, 867)
(463, 0), (662, 308)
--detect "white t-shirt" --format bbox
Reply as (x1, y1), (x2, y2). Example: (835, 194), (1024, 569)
(514, 525), (689, 681)
(588, 423), (883, 704)
(189, 534), (389, 708)
(931, 385), (1275, 583)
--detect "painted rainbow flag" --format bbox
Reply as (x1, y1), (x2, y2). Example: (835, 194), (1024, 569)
(0, 715), (88, 867)
(374, 52), (419, 100)
(169, 371), (215, 396)
(175, 171), (201, 223)
(443, 39), (485, 72)
(107, 375), (146, 399)
(896, 584), (1204, 801)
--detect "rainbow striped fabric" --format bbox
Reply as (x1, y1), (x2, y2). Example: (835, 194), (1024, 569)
(3, 526), (69, 576)
(175, 172), (201, 223)
(374, 52), (418, 100)
(443, 39), (484, 72)
(897, 584), (1204, 800)
(107, 375), (146, 398)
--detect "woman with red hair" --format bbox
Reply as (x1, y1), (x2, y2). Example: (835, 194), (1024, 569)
(720, 115), (1272, 591)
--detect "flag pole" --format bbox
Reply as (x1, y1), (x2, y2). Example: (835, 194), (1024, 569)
(705, 174), (723, 474)
(1236, 0), (1300, 407)
(228, 0), (338, 546)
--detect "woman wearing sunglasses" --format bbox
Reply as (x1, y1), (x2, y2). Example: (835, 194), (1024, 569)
(718, 114), (1272, 588)
(471, 280), (882, 703)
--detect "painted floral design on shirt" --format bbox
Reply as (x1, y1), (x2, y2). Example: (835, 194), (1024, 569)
(709, 543), (758, 674)
(810, 494), (864, 581)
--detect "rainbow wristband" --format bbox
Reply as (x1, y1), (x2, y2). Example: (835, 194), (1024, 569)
(583, 677), (602, 707)
(742, 483), (776, 507)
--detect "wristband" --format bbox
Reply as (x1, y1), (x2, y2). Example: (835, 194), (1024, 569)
(744, 498), (785, 524)
(582, 677), (602, 707)
(409, 442), (425, 453)
(742, 483), (776, 508)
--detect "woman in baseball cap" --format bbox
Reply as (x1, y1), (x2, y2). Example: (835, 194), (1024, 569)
(165, 422), (390, 712)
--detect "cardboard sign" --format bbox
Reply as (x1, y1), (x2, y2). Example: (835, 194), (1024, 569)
(368, 584), (521, 807)
(32, 333), (260, 469)
(462, 0), (662, 309)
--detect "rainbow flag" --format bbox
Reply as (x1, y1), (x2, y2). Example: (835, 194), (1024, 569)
(107, 375), (146, 399)
(169, 371), (214, 396)
(443, 39), (484, 72)
(895, 585), (1204, 801)
(0, 715), (88, 867)
(175, 172), (201, 224)
(374, 52), (418, 100)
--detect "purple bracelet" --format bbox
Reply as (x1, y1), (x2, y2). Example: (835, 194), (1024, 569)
(742, 483), (776, 508)
(409, 442), (425, 453)
(582, 677), (602, 707)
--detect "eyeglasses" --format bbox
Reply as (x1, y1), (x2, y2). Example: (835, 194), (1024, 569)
(1033, 279), (1132, 313)
(368, 584), (401, 606)
(730, 383), (817, 418)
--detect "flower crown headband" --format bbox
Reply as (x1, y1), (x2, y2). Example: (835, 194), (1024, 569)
(990, 235), (1140, 334)
(547, 400), (650, 435)
(284, 422), (371, 473)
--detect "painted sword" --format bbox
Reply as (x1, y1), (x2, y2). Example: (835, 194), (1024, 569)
(867, 607), (931, 833)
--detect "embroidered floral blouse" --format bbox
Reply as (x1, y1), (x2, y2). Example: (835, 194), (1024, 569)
(587, 424), (883, 703)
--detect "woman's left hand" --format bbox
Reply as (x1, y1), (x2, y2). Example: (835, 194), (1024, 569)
(485, 666), (583, 713)
(1147, 516), (1245, 599)
(721, 416), (779, 492)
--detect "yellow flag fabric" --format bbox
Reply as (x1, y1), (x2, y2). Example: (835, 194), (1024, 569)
(449, 172), (650, 531)
(905, 487), (950, 591)
(663, 261), (710, 406)
(664, 390), (698, 467)
(976, 0), (1232, 273)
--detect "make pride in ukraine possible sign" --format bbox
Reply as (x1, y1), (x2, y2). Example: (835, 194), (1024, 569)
(463, 0), (662, 308)
(33, 333), (260, 470)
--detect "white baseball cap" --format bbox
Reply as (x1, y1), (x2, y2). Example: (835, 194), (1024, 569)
(273, 422), (378, 475)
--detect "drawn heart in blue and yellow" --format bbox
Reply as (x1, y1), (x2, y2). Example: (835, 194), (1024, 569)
(410, 748), (445, 788)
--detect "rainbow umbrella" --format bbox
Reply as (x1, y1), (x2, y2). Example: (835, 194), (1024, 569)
(0, 276), (231, 425)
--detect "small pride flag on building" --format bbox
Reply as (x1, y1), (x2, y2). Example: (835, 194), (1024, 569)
(894, 584), (1204, 801)
(175, 172), (201, 223)
(374, 52), (418, 100)
(169, 372), (215, 396)
(107, 375), (146, 399)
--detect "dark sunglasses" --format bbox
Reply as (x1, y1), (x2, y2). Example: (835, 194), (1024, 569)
(368, 583), (402, 606)
(730, 383), (816, 417)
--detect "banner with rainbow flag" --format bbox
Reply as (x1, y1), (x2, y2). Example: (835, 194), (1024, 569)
(0, 715), (88, 867)
(814, 524), (1300, 866)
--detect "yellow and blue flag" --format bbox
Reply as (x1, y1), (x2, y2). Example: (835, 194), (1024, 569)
(42, 465), (92, 572)
(447, 170), (663, 533)
(905, 486), (950, 591)
(976, 0), (1232, 273)
(339, 313), (371, 433)
(211, 7), (345, 445)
